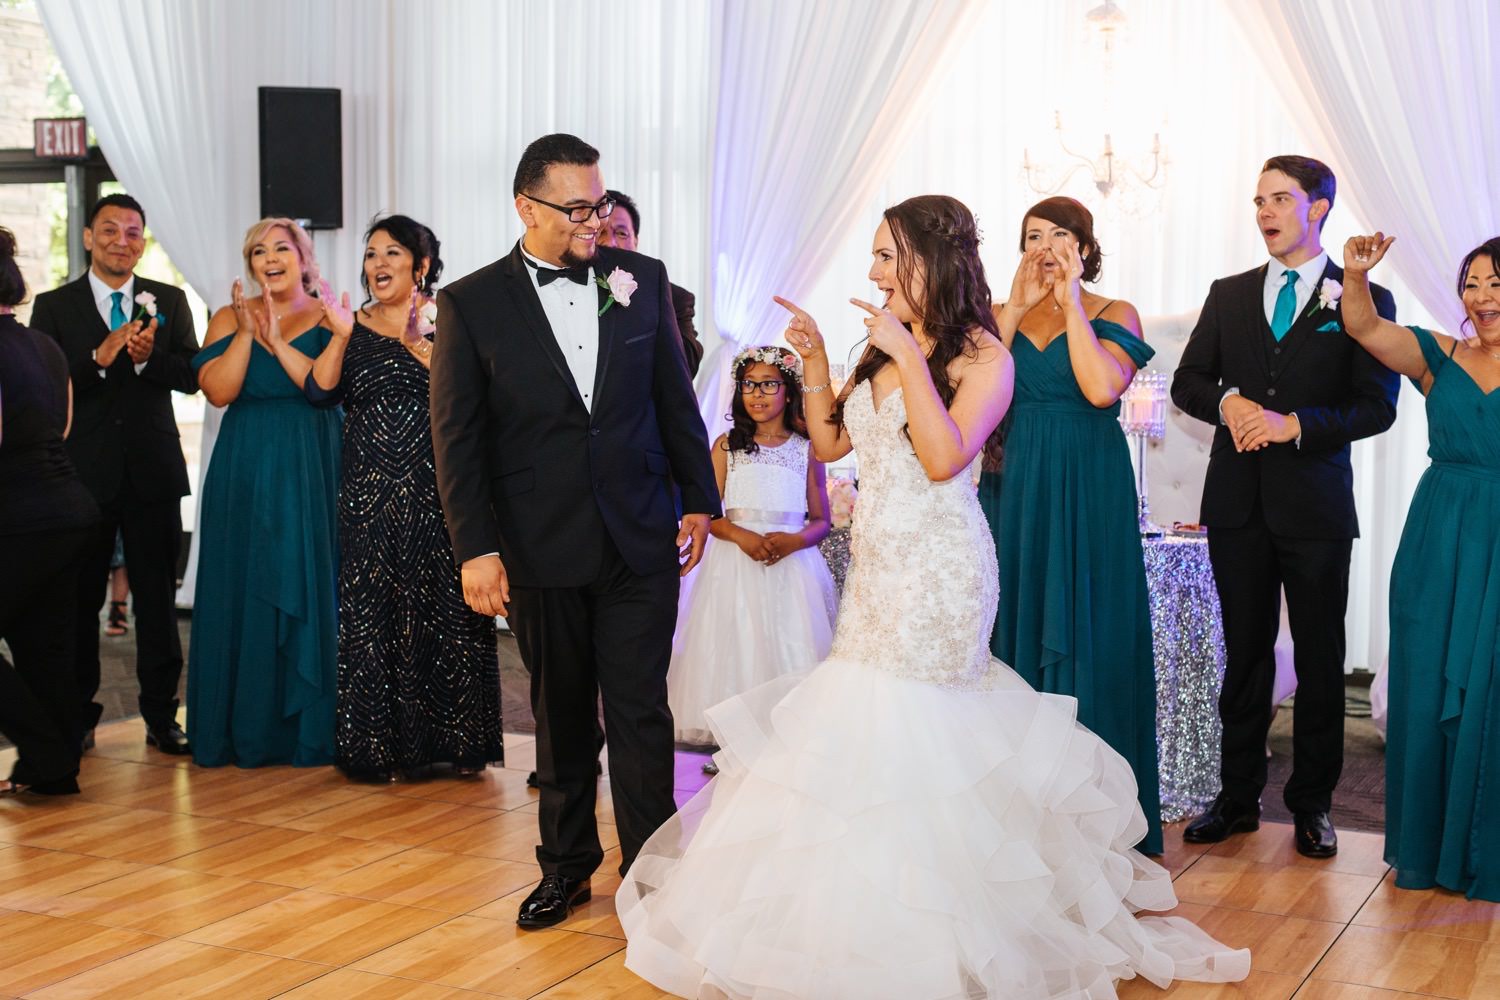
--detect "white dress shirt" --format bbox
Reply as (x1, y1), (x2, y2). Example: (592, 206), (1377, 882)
(520, 243), (600, 413)
(1262, 251), (1329, 328)
(87, 270), (147, 376)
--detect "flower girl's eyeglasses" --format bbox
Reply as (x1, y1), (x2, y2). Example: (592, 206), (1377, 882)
(739, 379), (785, 396)
(525, 194), (616, 224)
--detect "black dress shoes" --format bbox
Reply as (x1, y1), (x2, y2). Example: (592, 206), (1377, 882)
(1182, 796), (1261, 844)
(516, 874), (591, 928)
(526, 760), (605, 789)
(145, 723), (192, 755)
(1293, 811), (1338, 858)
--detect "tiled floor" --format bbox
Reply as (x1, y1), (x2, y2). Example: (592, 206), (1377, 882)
(1, 719), (1495, 999)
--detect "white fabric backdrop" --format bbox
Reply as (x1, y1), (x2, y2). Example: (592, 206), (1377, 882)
(40, 0), (1470, 663)
(696, 0), (981, 430)
(799, 0), (1452, 671)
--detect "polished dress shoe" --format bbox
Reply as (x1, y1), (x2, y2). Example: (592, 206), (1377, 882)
(1182, 797), (1260, 844)
(1293, 811), (1338, 858)
(516, 874), (591, 928)
(145, 723), (192, 755)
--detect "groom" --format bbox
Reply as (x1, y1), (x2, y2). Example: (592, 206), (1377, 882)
(430, 133), (719, 928)
(1172, 155), (1398, 858)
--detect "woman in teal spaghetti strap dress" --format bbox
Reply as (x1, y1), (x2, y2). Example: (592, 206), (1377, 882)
(1342, 233), (1500, 901)
(980, 198), (1163, 854)
(188, 219), (349, 768)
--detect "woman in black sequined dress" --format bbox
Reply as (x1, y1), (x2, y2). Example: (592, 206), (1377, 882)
(306, 216), (502, 780)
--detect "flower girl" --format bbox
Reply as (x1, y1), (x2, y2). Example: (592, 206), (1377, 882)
(668, 346), (838, 745)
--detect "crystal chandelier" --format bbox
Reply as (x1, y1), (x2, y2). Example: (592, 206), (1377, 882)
(1021, 1), (1167, 213)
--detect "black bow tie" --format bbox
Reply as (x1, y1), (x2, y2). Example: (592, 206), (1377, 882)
(533, 263), (589, 287)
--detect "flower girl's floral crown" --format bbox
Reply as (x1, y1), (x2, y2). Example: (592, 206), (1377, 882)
(731, 345), (803, 385)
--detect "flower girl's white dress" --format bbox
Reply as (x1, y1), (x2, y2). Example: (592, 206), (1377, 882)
(668, 436), (838, 744)
(620, 382), (1251, 1000)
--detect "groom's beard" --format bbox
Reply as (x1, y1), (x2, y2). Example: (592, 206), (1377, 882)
(560, 244), (597, 269)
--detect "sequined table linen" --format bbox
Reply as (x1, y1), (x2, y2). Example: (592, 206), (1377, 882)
(1144, 535), (1225, 823)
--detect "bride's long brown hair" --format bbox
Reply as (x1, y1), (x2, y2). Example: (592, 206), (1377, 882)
(830, 195), (998, 435)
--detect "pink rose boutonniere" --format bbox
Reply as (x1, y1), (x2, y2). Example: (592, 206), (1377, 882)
(133, 291), (157, 323)
(597, 267), (637, 317)
(1317, 278), (1343, 312)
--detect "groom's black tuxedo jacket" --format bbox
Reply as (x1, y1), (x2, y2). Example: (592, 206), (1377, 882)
(431, 243), (720, 588)
(1171, 260), (1398, 540)
(28, 274), (199, 505)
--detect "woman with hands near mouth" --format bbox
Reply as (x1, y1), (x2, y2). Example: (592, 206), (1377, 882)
(979, 196), (1163, 854)
(187, 218), (345, 768)
(303, 215), (504, 782)
(1342, 233), (1500, 901)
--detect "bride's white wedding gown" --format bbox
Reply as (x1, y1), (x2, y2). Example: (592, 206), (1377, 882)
(619, 381), (1250, 999)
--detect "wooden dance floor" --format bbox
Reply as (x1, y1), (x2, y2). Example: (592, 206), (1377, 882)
(1, 718), (1496, 999)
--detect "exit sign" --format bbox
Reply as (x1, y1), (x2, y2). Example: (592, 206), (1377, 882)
(34, 117), (88, 160)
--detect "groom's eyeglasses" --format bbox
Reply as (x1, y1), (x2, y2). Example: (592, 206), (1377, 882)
(739, 379), (785, 396)
(525, 194), (616, 224)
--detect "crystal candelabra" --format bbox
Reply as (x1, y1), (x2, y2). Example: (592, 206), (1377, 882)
(1117, 368), (1167, 533)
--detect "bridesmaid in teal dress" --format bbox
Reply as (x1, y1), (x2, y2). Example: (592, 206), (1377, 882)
(1341, 232), (1500, 901)
(189, 218), (353, 767)
(980, 197), (1162, 853)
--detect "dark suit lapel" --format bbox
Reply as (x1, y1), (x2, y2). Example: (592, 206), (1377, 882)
(1275, 258), (1341, 372)
(1243, 265), (1273, 380)
(590, 249), (621, 405)
(68, 274), (111, 343)
(498, 244), (585, 409)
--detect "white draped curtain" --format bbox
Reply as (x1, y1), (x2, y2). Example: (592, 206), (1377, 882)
(39, 0), (1479, 662)
(697, 0), (982, 430)
(801, 0), (1470, 671)
(39, 0), (715, 602)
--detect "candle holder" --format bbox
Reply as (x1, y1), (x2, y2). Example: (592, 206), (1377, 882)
(1117, 368), (1167, 533)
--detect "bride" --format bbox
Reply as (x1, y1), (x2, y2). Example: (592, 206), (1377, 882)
(618, 195), (1250, 999)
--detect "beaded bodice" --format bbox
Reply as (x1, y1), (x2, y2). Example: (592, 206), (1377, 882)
(828, 381), (1000, 688)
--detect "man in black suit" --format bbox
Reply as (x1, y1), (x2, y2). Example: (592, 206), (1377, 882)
(599, 189), (705, 376)
(29, 194), (199, 755)
(1172, 156), (1398, 858)
(430, 134), (719, 928)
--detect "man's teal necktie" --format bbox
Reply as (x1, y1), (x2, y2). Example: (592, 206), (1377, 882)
(1270, 270), (1298, 341)
(109, 290), (127, 330)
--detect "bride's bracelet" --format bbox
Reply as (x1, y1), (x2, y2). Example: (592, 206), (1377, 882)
(803, 382), (831, 394)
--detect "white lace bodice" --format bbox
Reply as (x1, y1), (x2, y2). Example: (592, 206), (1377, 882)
(829, 381), (1000, 688)
(723, 436), (810, 516)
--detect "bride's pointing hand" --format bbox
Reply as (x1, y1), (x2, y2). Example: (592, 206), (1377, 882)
(850, 298), (918, 364)
(773, 296), (825, 360)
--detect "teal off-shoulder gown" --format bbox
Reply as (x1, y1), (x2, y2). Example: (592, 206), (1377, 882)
(980, 318), (1163, 854)
(1385, 325), (1500, 901)
(187, 328), (342, 767)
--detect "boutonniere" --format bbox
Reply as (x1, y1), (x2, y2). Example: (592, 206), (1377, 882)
(417, 299), (437, 336)
(596, 267), (637, 317)
(133, 290), (157, 323)
(1316, 278), (1342, 313)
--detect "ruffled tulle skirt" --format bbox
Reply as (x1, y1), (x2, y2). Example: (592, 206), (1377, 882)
(668, 527), (838, 745)
(620, 657), (1249, 999)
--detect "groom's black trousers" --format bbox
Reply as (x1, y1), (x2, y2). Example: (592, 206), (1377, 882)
(508, 535), (680, 880)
